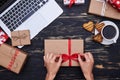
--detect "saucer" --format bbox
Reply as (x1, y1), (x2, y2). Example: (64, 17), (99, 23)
(94, 21), (119, 45)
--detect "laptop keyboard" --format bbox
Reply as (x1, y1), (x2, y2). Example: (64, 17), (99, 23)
(0, 0), (48, 31)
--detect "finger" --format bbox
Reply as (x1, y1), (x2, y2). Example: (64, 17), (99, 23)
(86, 52), (94, 62)
(43, 56), (46, 66)
(84, 54), (90, 62)
(44, 55), (49, 61)
(48, 53), (54, 60)
(81, 55), (86, 61)
(78, 54), (83, 66)
(46, 53), (49, 59)
(44, 52), (47, 56)
(49, 54), (60, 62)
(43, 56), (46, 61)
(51, 54), (58, 62)
(54, 54), (61, 62)
(44, 55), (48, 63)
(79, 53), (84, 55)
(58, 55), (62, 65)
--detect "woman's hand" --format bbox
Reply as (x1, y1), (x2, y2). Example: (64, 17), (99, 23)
(44, 53), (62, 80)
(78, 52), (94, 80)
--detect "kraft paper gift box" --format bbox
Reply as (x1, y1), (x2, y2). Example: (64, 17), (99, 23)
(88, 0), (120, 20)
(11, 30), (31, 46)
(0, 43), (28, 74)
(64, 0), (85, 5)
(45, 39), (84, 66)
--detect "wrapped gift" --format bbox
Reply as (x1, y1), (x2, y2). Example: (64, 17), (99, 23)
(11, 30), (31, 46)
(107, 0), (120, 11)
(0, 29), (8, 45)
(64, 0), (85, 7)
(0, 43), (28, 74)
(45, 39), (84, 66)
(88, 0), (120, 20)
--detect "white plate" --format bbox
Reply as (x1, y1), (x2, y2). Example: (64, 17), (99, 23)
(95, 21), (119, 45)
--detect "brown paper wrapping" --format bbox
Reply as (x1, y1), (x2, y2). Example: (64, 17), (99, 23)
(88, 0), (120, 20)
(0, 43), (27, 74)
(44, 39), (84, 66)
(11, 30), (31, 46)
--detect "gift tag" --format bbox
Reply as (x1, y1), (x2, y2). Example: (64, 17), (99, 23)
(0, 43), (28, 74)
(0, 29), (8, 45)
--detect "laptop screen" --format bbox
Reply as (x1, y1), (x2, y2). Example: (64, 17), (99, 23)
(0, 0), (16, 14)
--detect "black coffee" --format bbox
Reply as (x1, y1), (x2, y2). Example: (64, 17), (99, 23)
(102, 25), (116, 39)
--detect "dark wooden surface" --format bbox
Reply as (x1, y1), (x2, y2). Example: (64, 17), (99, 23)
(0, 0), (120, 80)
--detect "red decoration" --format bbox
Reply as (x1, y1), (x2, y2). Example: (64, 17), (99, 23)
(108, 0), (120, 11)
(0, 29), (8, 45)
(69, 0), (76, 8)
(61, 39), (79, 66)
(7, 49), (19, 70)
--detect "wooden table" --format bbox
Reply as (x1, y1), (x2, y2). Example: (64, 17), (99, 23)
(0, 0), (120, 80)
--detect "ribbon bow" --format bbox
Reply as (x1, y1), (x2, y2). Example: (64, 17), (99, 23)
(62, 53), (78, 66)
(69, 0), (76, 8)
(61, 39), (79, 66)
(12, 33), (27, 41)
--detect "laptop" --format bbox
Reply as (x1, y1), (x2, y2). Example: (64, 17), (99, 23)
(0, 0), (63, 39)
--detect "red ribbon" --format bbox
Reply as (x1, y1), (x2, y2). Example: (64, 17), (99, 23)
(62, 39), (79, 66)
(69, 0), (76, 8)
(7, 49), (19, 70)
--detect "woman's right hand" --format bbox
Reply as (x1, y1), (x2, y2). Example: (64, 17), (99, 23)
(78, 52), (94, 80)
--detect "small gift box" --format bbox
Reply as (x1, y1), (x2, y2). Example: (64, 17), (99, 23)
(88, 0), (120, 20)
(64, 0), (85, 7)
(0, 29), (8, 45)
(11, 30), (31, 46)
(0, 43), (28, 74)
(45, 39), (84, 66)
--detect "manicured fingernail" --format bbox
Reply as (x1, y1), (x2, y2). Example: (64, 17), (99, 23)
(80, 55), (86, 61)
(55, 57), (60, 62)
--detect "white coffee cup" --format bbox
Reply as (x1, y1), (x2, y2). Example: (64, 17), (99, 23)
(101, 25), (118, 43)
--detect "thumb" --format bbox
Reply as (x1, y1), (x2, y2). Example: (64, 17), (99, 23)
(58, 55), (62, 66)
